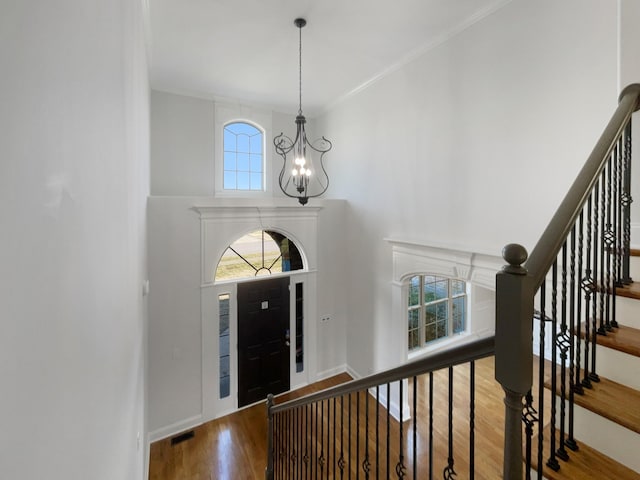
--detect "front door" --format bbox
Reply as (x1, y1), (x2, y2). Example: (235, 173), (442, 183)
(237, 276), (290, 407)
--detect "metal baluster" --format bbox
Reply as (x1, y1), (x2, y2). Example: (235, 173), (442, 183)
(582, 195), (594, 389)
(364, 389), (370, 479)
(566, 227), (579, 451)
(622, 120), (633, 284)
(537, 282), (546, 480)
(616, 133), (624, 287)
(349, 393), (352, 480)
(386, 383), (391, 480)
(522, 390), (537, 480)
(286, 410), (290, 478)
(356, 392), (360, 480)
(444, 367), (456, 479)
(610, 140), (620, 326)
(313, 403), (317, 480)
(320, 400), (325, 477)
(396, 380), (406, 479)
(376, 386), (380, 480)
(556, 244), (570, 462)
(574, 212), (585, 394)
(547, 260), (560, 471)
(598, 172), (608, 337)
(334, 397), (337, 480)
(295, 407), (299, 477)
(305, 405), (310, 479)
(605, 154), (615, 331)
(469, 362), (475, 480)
(339, 396), (345, 479)
(413, 376), (417, 480)
(429, 372), (434, 480)
(590, 180), (601, 383)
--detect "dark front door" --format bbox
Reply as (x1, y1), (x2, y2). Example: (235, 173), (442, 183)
(237, 276), (290, 407)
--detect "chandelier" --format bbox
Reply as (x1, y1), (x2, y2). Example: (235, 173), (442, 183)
(274, 18), (332, 205)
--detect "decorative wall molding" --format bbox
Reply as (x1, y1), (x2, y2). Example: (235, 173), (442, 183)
(386, 238), (504, 291)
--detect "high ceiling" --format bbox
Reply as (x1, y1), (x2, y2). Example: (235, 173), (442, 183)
(147, 0), (510, 116)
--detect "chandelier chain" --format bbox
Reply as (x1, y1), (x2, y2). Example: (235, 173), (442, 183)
(298, 23), (302, 116)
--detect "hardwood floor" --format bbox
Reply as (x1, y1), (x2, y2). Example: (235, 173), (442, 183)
(149, 357), (509, 479)
(149, 374), (352, 480)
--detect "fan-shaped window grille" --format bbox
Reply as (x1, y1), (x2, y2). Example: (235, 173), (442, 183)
(215, 230), (304, 282)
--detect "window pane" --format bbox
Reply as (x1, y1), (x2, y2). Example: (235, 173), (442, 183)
(219, 294), (231, 399)
(250, 133), (262, 153)
(237, 153), (250, 171)
(408, 329), (420, 350)
(223, 129), (236, 151)
(237, 172), (250, 189)
(237, 134), (250, 153)
(424, 276), (448, 302)
(408, 276), (420, 306)
(408, 308), (419, 329)
(250, 154), (262, 172)
(451, 279), (465, 296)
(250, 172), (262, 190)
(453, 296), (466, 333)
(224, 151), (236, 170)
(295, 283), (304, 373)
(223, 171), (236, 189)
(424, 301), (448, 344)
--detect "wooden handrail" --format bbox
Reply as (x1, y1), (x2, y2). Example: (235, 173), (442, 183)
(270, 336), (494, 414)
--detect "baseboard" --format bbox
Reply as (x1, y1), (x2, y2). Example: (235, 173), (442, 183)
(148, 414), (203, 443)
(316, 364), (348, 381)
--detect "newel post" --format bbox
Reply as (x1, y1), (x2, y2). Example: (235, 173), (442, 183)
(495, 244), (534, 480)
(265, 394), (275, 480)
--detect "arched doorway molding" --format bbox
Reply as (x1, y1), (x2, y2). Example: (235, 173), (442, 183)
(193, 203), (321, 422)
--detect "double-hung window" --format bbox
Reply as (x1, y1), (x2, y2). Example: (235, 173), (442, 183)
(408, 275), (467, 351)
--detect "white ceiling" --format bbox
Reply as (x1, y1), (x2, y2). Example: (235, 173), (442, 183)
(147, 0), (510, 116)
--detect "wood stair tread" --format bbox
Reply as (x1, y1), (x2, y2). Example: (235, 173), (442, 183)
(617, 281), (640, 300)
(544, 370), (640, 434)
(531, 424), (640, 479)
(576, 323), (640, 357)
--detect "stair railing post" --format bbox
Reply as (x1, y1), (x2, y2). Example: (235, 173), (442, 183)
(266, 394), (275, 480)
(495, 244), (534, 480)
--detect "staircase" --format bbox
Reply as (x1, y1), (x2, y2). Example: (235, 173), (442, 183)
(265, 86), (640, 479)
(534, 251), (640, 479)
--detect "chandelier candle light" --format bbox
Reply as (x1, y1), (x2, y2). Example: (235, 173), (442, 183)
(274, 18), (332, 205)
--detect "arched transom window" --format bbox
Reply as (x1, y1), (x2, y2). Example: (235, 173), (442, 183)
(223, 121), (264, 191)
(215, 230), (304, 282)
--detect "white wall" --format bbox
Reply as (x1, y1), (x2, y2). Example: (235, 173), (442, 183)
(318, 0), (620, 377)
(0, 1), (149, 479)
(151, 91), (214, 195)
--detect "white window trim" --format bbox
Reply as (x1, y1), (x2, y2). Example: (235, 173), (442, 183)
(387, 238), (503, 364)
(215, 102), (273, 197)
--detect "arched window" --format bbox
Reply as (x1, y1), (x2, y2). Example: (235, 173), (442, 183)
(223, 121), (264, 191)
(408, 275), (467, 350)
(215, 230), (303, 282)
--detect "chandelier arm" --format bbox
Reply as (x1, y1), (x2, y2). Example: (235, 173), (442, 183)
(305, 136), (333, 154)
